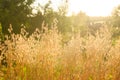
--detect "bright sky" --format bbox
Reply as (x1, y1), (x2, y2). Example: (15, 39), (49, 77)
(35, 0), (120, 16)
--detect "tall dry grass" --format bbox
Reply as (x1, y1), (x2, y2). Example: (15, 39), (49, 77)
(0, 21), (120, 80)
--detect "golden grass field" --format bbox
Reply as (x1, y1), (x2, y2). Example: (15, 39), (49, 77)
(0, 23), (120, 80)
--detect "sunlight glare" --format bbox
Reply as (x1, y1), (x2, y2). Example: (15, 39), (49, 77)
(68, 0), (120, 16)
(35, 0), (120, 16)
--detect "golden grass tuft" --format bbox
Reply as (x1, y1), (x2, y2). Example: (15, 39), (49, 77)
(0, 22), (120, 80)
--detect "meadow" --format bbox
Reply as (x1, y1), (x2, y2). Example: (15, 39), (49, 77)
(0, 22), (120, 80)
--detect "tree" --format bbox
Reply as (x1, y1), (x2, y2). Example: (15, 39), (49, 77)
(29, 0), (71, 33)
(28, 0), (56, 33)
(111, 5), (120, 38)
(0, 0), (35, 34)
(71, 11), (89, 36)
(112, 5), (120, 27)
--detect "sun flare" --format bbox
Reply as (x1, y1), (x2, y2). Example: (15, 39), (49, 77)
(68, 0), (120, 16)
(35, 0), (120, 16)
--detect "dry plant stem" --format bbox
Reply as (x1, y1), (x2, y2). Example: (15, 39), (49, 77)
(0, 23), (120, 80)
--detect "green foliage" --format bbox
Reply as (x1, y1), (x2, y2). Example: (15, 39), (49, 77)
(0, 0), (35, 34)
(112, 5), (120, 27)
(111, 5), (120, 38)
(71, 12), (89, 36)
(0, 23), (4, 41)
(0, 0), (77, 38)
(0, 23), (2, 33)
(28, 0), (72, 39)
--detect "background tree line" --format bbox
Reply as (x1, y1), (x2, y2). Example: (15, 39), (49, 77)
(0, 0), (120, 41)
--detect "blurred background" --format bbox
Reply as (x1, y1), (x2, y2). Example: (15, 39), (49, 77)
(0, 0), (120, 40)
